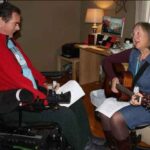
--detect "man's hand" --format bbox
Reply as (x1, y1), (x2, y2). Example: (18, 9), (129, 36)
(111, 77), (120, 93)
(43, 82), (60, 91)
(53, 82), (60, 91)
(130, 92), (143, 106)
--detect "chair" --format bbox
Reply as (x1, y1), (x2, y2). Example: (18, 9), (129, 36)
(0, 95), (58, 149)
(130, 125), (150, 150)
(0, 88), (73, 149)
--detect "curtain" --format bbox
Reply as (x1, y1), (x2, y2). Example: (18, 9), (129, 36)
(135, 1), (150, 23)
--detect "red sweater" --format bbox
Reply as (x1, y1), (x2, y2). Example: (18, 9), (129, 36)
(0, 34), (46, 99)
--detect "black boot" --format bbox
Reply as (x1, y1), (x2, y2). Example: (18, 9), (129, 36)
(116, 136), (131, 150)
(103, 131), (116, 150)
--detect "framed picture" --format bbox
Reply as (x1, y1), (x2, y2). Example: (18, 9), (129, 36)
(101, 16), (125, 37)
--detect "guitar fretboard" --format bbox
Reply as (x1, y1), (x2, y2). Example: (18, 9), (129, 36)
(116, 84), (133, 96)
(116, 84), (140, 101)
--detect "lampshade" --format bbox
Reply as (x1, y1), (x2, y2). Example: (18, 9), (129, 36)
(85, 8), (104, 23)
(85, 8), (104, 33)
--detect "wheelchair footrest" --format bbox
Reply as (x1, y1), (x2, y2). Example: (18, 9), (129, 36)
(0, 122), (73, 150)
(0, 129), (49, 149)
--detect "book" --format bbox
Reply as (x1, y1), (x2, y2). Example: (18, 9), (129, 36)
(56, 80), (85, 107)
(96, 97), (130, 118)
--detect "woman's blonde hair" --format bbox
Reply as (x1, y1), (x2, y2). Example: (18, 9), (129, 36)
(134, 22), (150, 49)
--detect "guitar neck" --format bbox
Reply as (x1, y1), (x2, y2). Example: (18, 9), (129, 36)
(116, 84), (134, 97)
(116, 83), (150, 109)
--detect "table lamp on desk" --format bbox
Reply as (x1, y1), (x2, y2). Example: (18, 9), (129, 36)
(85, 8), (104, 45)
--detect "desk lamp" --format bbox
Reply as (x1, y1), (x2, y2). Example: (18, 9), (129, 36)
(85, 8), (104, 33)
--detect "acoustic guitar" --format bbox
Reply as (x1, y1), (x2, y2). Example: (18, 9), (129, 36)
(103, 63), (133, 101)
(103, 64), (150, 109)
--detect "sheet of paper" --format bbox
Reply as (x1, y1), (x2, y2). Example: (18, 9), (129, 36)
(96, 97), (130, 118)
(56, 80), (85, 107)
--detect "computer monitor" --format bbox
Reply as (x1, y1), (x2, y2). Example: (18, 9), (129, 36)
(101, 16), (125, 37)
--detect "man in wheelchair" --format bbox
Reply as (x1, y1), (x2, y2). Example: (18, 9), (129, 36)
(0, 2), (102, 150)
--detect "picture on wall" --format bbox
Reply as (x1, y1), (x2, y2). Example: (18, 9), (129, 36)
(101, 16), (125, 37)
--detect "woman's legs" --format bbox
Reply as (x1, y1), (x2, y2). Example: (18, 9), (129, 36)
(110, 112), (131, 150)
(111, 112), (129, 141)
(99, 111), (131, 150)
(99, 113), (116, 150)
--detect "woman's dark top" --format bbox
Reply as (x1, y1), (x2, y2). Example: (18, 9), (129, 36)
(102, 49), (132, 80)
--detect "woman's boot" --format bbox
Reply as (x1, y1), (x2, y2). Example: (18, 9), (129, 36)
(104, 131), (116, 150)
(116, 136), (131, 150)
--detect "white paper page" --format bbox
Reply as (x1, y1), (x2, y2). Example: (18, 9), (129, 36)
(96, 97), (130, 118)
(56, 80), (85, 107)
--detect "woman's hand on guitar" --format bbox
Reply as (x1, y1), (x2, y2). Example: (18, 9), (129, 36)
(111, 77), (120, 93)
(130, 92), (143, 106)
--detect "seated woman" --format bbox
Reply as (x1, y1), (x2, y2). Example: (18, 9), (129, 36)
(0, 2), (102, 150)
(99, 22), (150, 150)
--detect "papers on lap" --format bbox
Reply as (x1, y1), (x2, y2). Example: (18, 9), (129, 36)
(56, 80), (85, 107)
(96, 97), (130, 118)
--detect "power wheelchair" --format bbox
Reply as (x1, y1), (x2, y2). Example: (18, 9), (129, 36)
(0, 89), (72, 150)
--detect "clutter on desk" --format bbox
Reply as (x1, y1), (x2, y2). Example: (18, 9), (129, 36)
(110, 38), (133, 54)
(96, 34), (118, 49)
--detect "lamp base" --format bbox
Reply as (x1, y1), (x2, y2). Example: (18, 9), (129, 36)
(88, 33), (97, 45)
(92, 23), (98, 33)
(92, 28), (97, 33)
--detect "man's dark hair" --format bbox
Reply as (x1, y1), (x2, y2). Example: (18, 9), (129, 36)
(0, 2), (21, 22)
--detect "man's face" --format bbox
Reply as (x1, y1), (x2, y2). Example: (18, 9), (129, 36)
(0, 12), (21, 37)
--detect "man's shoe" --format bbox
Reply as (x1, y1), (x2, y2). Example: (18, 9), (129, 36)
(90, 136), (106, 145)
(84, 136), (110, 150)
(84, 143), (110, 150)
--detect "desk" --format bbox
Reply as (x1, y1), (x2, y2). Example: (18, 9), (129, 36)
(77, 45), (111, 85)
